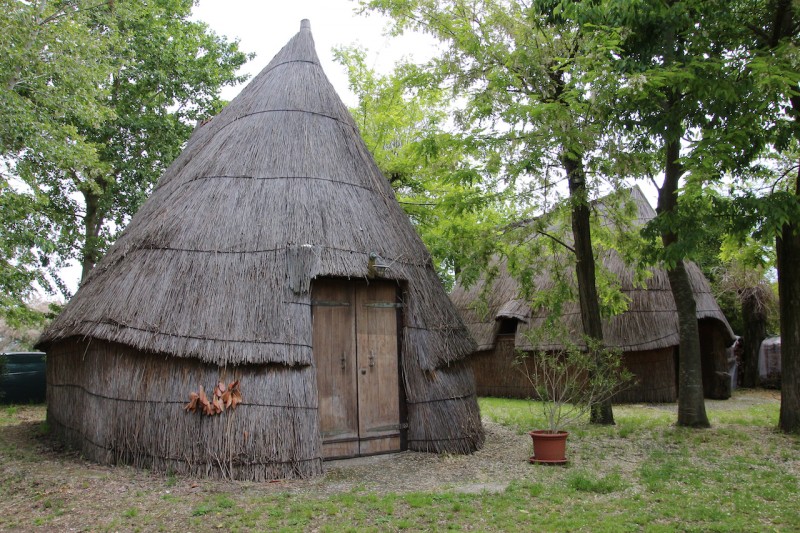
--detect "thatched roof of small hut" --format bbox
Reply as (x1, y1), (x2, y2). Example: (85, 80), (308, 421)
(39, 20), (474, 368)
(450, 186), (735, 353)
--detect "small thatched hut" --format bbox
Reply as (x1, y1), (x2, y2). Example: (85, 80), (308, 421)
(450, 186), (736, 403)
(37, 20), (483, 480)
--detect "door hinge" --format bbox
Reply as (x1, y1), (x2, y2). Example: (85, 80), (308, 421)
(312, 300), (351, 307)
(366, 424), (401, 432)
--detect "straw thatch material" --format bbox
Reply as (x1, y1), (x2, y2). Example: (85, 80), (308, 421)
(450, 186), (736, 402)
(38, 20), (483, 479)
(47, 339), (321, 479)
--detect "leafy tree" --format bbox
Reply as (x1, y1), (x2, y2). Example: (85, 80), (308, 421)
(333, 44), (508, 289)
(751, 0), (800, 434)
(595, 0), (762, 427)
(361, 0), (655, 424)
(1, 0), (116, 321)
(601, 0), (800, 429)
(0, 298), (52, 352)
(1, 0), (249, 320)
(714, 0), (800, 432)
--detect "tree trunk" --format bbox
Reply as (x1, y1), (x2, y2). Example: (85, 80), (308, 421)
(563, 154), (614, 425)
(80, 190), (104, 283)
(740, 292), (767, 388)
(778, 166), (800, 433)
(667, 261), (710, 427)
(657, 132), (710, 428)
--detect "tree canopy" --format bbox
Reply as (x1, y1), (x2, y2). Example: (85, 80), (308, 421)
(0, 0), (249, 323)
(359, 0), (800, 430)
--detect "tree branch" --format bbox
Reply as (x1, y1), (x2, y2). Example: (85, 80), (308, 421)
(38, 1), (112, 27)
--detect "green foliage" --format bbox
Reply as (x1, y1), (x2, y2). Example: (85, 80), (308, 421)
(0, 299), (53, 353)
(356, 2), (651, 327)
(334, 45), (508, 286)
(602, 0), (798, 268)
(719, 189), (800, 248)
(714, 255), (779, 332)
(0, 0), (115, 320)
(500, 192), (646, 319)
(361, 0), (642, 184)
(359, 1), (797, 431)
(0, 0), (250, 319)
(0, 0), (115, 169)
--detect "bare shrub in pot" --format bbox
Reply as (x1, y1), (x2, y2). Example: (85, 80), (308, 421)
(517, 337), (633, 433)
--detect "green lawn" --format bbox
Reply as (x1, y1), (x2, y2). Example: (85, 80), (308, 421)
(478, 394), (799, 532)
(0, 390), (797, 531)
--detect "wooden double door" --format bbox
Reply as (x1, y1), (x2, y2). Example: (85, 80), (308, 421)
(312, 279), (404, 459)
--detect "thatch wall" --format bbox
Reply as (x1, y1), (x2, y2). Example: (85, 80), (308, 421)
(470, 336), (532, 398)
(38, 20), (483, 478)
(403, 358), (485, 453)
(615, 348), (677, 403)
(47, 339), (321, 480)
(469, 336), (677, 403)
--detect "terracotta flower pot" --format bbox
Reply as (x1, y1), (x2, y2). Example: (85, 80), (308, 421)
(528, 430), (568, 465)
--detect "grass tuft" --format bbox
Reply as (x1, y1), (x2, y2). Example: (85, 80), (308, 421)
(567, 470), (626, 494)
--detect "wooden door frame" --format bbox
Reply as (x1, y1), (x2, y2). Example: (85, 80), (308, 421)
(311, 277), (408, 459)
(395, 281), (408, 452)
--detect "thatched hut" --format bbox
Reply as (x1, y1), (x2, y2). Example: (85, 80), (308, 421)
(450, 186), (736, 403)
(37, 20), (483, 481)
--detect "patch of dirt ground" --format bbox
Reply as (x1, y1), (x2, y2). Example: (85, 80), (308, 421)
(0, 406), (538, 530)
(0, 389), (791, 531)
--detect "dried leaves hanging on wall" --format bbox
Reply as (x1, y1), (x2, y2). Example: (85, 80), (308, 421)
(185, 380), (242, 416)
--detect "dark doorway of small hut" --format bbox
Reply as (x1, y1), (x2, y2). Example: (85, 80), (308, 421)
(311, 278), (406, 459)
(672, 319), (734, 400)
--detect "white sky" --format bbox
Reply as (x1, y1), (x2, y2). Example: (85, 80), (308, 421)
(191, 0), (438, 106)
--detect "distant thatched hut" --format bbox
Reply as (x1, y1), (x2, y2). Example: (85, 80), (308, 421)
(37, 20), (483, 481)
(450, 186), (736, 403)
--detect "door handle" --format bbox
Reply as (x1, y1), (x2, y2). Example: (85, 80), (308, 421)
(341, 352), (346, 371)
(369, 351), (376, 368)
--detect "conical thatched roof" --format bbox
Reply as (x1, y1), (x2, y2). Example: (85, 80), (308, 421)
(451, 186), (735, 352)
(39, 20), (474, 368)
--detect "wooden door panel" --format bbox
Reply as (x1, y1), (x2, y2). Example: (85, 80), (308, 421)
(356, 282), (401, 454)
(359, 435), (401, 456)
(312, 280), (359, 459)
(314, 279), (402, 459)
